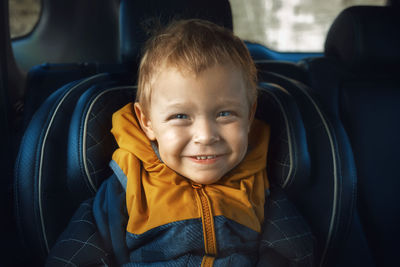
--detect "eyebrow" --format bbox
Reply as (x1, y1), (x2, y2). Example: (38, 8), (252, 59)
(211, 98), (249, 109)
(163, 102), (192, 109)
(164, 99), (245, 109)
(217, 99), (245, 106)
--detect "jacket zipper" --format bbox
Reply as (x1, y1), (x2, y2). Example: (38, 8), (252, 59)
(192, 183), (217, 266)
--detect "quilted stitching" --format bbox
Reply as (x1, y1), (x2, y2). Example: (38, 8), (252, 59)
(46, 199), (112, 266)
(259, 188), (315, 267)
(84, 88), (134, 192)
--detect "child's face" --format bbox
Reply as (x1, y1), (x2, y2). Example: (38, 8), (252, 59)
(135, 63), (256, 184)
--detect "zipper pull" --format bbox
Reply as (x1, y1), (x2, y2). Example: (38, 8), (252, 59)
(192, 183), (204, 189)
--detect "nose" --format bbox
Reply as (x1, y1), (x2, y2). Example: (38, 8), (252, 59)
(193, 118), (220, 145)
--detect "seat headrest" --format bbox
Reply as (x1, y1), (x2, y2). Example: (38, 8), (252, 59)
(256, 83), (310, 191)
(119, 0), (233, 65)
(324, 6), (400, 71)
(67, 82), (310, 201)
(67, 83), (136, 203)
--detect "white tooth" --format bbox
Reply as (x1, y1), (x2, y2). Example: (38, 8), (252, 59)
(195, 156), (216, 160)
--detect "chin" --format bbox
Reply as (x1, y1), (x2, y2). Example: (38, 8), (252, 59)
(188, 174), (222, 185)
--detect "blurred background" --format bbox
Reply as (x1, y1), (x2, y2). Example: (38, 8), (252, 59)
(9, 0), (385, 52)
(9, 0), (40, 38)
(229, 0), (385, 51)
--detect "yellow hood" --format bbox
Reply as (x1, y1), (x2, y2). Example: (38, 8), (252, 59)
(111, 103), (270, 234)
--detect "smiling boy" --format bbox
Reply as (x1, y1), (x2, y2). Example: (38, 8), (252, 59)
(106, 19), (271, 266)
(47, 19), (272, 266)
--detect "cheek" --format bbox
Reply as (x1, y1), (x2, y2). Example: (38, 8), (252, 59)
(156, 128), (189, 158)
(222, 123), (249, 153)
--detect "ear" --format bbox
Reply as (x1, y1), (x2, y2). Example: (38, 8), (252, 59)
(134, 102), (156, 140)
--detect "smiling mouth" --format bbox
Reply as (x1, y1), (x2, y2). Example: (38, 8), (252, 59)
(194, 155), (217, 160)
(187, 154), (223, 164)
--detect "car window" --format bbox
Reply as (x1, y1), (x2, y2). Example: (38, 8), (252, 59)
(229, 0), (386, 52)
(9, 0), (41, 39)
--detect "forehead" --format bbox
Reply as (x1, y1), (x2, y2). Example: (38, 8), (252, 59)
(150, 63), (248, 106)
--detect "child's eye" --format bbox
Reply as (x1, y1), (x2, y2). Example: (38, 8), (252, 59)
(172, 114), (188, 119)
(218, 111), (232, 117)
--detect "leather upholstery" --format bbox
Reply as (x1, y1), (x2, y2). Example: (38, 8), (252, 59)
(257, 83), (310, 190)
(325, 6), (400, 72)
(67, 84), (135, 203)
(14, 73), (128, 265)
(65, 82), (313, 265)
(301, 6), (400, 266)
(16, 63), (353, 266)
(258, 71), (358, 267)
(14, 70), (314, 264)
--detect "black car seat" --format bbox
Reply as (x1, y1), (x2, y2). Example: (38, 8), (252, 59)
(15, 74), (314, 265)
(13, 72), (134, 265)
(300, 6), (400, 267)
(14, 2), (315, 264)
(49, 82), (316, 266)
(257, 71), (359, 267)
(16, 58), (357, 267)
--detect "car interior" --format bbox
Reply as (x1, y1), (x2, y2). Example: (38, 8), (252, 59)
(1, 0), (399, 266)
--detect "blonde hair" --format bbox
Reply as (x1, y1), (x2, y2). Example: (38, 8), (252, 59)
(136, 19), (257, 113)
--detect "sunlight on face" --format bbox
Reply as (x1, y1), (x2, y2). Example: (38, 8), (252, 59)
(135, 64), (255, 184)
